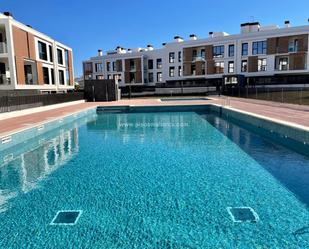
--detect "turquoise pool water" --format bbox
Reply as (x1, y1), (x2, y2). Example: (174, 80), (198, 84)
(0, 110), (308, 248)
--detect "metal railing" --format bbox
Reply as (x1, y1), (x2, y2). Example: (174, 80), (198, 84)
(0, 42), (7, 53)
(222, 86), (309, 106)
(0, 92), (84, 113)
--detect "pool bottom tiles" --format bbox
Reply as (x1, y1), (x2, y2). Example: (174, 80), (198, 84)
(0, 110), (308, 248)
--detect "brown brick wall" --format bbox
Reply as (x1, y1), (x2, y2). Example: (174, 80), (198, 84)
(116, 60), (122, 72)
(206, 60), (215, 75)
(37, 62), (44, 85)
(124, 72), (130, 83)
(289, 52), (307, 70)
(135, 58), (141, 71)
(267, 37), (277, 55)
(183, 62), (192, 76)
(195, 61), (205, 75)
(136, 71), (142, 83)
(183, 48), (193, 62)
(248, 56), (258, 72)
(15, 56), (25, 84)
(205, 45), (213, 60)
(68, 50), (74, 85)
(124, 59), (130, 71)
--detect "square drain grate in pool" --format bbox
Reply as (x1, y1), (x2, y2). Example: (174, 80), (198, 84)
(50, 210), (82, 225)
(227, 207), (259, 223)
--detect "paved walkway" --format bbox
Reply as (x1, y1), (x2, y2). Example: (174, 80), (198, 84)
(0, 97), (308, 137)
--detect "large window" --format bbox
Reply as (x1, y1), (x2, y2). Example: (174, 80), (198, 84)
(169, 66), (175, 77)
(213, 45), (224, 58)
(57, 49), (63, 65)
(276, 57), (289, 71)
(51, 68), (55, 85)
(148, 59), (153, 69)
(169, 52), (175, 63)
(58, 70), (65, 85)
(192, 50), (198, 60)
(201, 49), (205, 59)
(215, 62), (224, 74)
(242, 43), (248, 56)
(191, 64), (196, 75)
(228, 61), (234, 73)
(129, 60), (135, 70)
(106, 62), (111, 72)
(252, 41), (267, 55)
(178, 51), (182, 62)
(23, 61), (37, 85)
(95, 63), (103, 72)
(228, 45), (235, 57)
(241, 60), (248, 72)
(64, 50), (69, 67)
(49, 45), (53, 62)
(258, 58), (267, 71)
(148, 72), (154, 83)
(157, 72), (162, 82)
(43, 67), (49, 84)
(156, 59), (162, 69)
(38, 41), (47, 61)
(288, 39), (299, 52)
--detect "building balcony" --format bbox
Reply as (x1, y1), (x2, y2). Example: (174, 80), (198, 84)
(0, 42), (7, 54)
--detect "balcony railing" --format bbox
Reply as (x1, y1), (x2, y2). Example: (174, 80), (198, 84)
(0, 42), (7, 54)
(0, 74), (10, 85)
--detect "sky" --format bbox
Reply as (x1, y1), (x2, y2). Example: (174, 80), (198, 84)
(1, 0), (309, 77)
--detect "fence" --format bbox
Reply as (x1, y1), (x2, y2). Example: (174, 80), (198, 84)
(0, 92), (84, 113)
(222, 87), (309, 106)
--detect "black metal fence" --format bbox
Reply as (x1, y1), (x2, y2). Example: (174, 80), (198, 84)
(222, 86), (309, 105)
(0, 92), (84, 113)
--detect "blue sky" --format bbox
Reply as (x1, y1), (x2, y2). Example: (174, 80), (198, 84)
(1, 0), (309, 76)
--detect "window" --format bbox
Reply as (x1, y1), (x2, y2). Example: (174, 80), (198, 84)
(228, 45), (235, 57)
(169, 66), (175, 77)
(49, 45), (53, 62)
(95, 63), (103, 72)
(277, 57), (289, 71)
(43, 67), (49, 84)
(148, 72), (153, 82)
(38, 41), (47, 61)
(148, 59), (153, 69)
(242, 43), (248, 56)
(289, 39), (299, 52)
(213, 45), (224, 58)
(191, 64), (196, 75)
(258, 58), (267, 71)
(157, 72), (162, 82)
(96, 75), (104, 80)
(156, 58), (162, 69)
(169, 52), (175, 63)
(241, 60), (248, 72)
(112, 62), (116, 71)
(66, 68), (70, 85)
(57, 49), (63, 65)
(64, 50), (69, 67)
(252, 41), (267, 55)
(85, 74), (92, 80)
(192, 50), (197, 60)
(58, 70), (65, 85)
(178, 51), (182, 62)
(84, 62), (92, 73)
(202, 63), (205, 74)
(129, 72), (135, 83)
(129, 60), (135, 70)
(215, 62), (224, 74)
(51, 68), (55, 85)
(201, 49), (205, 59)
(228, 61), (234, 73)
(178, 66), (182, 76)
(107, 74), (112, 80)
(24, 63), (36, 85)
(106, 62), (111, 71)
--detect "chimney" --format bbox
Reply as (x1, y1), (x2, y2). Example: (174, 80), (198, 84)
(189, 34), (197, 40)
(147, 44), (154, 51)
(98, 49), (103, 56)
(3, 12), (13, 17)
(209, 32), (214, 38)
(174, 36), (184, 43)
(285, 20), (290, 28)
(26, 24), (32, 28)
(162, 42), (166, 46)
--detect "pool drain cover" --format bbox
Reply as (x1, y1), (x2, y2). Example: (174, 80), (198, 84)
(227, 207), (259, 223)
(50, 210), (82, 225)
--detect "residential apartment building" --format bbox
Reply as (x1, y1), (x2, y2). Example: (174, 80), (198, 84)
(83, 20), (309, 89)
(0, 12), (74, 93)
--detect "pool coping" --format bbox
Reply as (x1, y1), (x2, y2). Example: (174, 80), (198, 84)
(0, 100), (308, 146)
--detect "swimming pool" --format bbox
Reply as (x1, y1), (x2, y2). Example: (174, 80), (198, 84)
(0, 107), (308, 248)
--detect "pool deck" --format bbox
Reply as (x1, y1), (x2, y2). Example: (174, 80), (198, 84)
(0, 96), (308, 137)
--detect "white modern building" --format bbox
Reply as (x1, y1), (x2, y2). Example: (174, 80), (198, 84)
(0, 12), (74, 93)
(83, 20), (309, 91)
